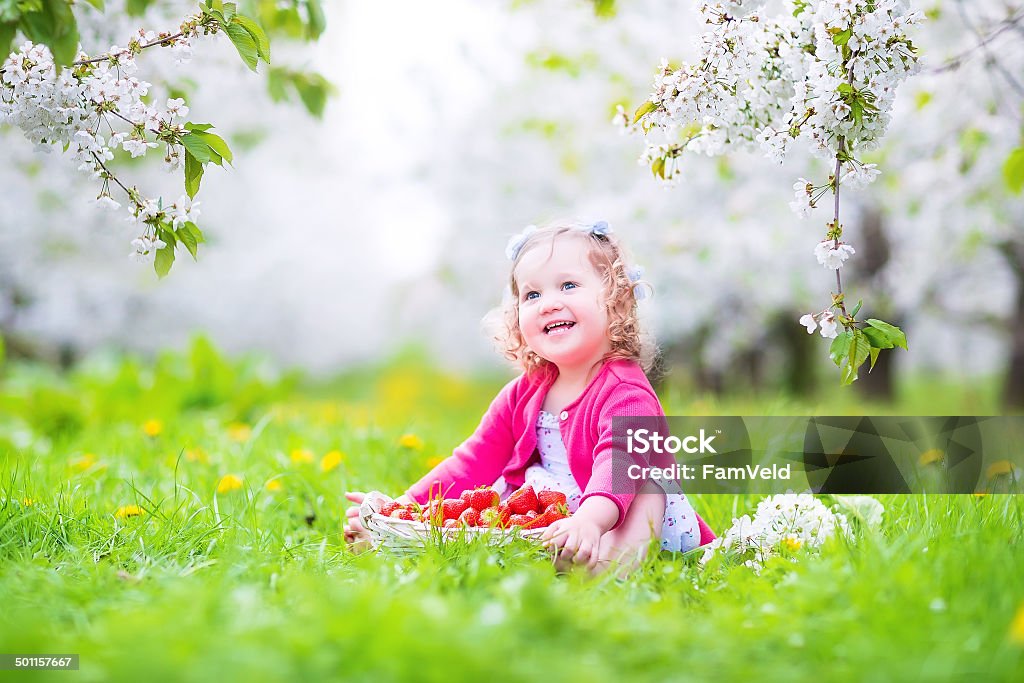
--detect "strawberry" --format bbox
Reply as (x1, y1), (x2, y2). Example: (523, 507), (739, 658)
(458, 508), (480, 527)
(443, 519), (459, 529)
(506, 484), (539, 515)
(379, 501), (402, 517)
(537, 489), (567, 510)
(421, 500), (443, 525)
(495, 502), (511, 527)
(459, 490), (473, 505)
(478, 507), (509, 528)
(468, 487), (500, 511)
(545, 502), (569, 522)
(508, 514), (531, 527)
(442, 498), (469, 521)
(390, 508), (415, 521)
(525, 510), (538, 519)
(522, 503), (569, 529)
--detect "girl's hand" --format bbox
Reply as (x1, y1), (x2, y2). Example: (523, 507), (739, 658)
(540, 496), (620, 571)
(343, 491), (413, 551)
(343, 491), (372, 549)
(541, 515), (604, 571)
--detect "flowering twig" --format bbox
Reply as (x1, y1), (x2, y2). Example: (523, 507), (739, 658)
(627, 0), (915, 384)
(0, 2), (270, 277)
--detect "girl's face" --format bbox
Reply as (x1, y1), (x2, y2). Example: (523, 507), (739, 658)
(514, 236), (611, 373)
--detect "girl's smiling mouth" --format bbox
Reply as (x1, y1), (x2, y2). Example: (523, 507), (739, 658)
(544, 321), (576, 335)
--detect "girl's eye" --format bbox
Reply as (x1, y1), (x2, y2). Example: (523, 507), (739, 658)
(561, 282), (577, 291)
(524, 291), (539, 301)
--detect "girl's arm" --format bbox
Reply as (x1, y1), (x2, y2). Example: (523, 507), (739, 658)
(577, 384), (664, 530)
(404, 376), (521, 503)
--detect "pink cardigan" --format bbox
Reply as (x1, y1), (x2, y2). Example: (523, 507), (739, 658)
(406, 359), (715, 545)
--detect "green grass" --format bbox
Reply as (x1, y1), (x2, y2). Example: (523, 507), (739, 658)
(1, 341), (1023, 681)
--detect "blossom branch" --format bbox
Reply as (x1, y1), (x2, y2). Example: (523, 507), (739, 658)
(0, 3), (269, 276)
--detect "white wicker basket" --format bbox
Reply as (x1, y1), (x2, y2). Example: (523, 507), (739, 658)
(359, 491), (547, 554)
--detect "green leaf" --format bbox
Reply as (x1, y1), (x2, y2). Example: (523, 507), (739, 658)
(829, 331), (852, 367)
(192, 130), (233, 164)
(222, 2), (237, 21)
(651, 157), (665, 180)
(232, 15), (270, 63)
(831, 28), (852, 46)
(176, 225), (199, 260)
(20, 0), (80, 65)
(306, 0), (327, 39)
(849, 299), (863, 318)
(0, 22), (16, 56)
(225, 21), (259, 72)
(294, 75), (329, 118)
(154, 243), (175, 278)
(1003, 146), (1024, 195)
(868, 347), (881, 371)
(633, 100), (657, 124)
(841, 330), (870, 385)
(184, 221), (206, 244)
(267, 68), (334, 118)
(184, 122), (215, 133)
(125, 0), (155, 16)
(837, 82), (854, 95)
(184, 149), (204, 199)
(862, 326), (894, 349)
(865, 318), (908, 350)
(181, 133), (212, 164)
(592, 0), (617, 18)
(84, 0), (105, 10)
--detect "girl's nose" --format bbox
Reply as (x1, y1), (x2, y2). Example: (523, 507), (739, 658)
(539, 294), (564, 315)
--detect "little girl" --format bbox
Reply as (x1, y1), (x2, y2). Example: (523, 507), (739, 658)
(345, 221), (715, 570)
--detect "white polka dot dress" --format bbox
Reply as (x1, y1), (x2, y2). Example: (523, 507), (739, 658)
(496, 410), (700, 552)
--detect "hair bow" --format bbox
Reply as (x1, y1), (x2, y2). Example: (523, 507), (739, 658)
(505, 225), (538, 261)
(627, 266), (647, 301)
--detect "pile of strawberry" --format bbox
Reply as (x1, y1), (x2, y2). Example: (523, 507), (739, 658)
(378, 484), (570, 531)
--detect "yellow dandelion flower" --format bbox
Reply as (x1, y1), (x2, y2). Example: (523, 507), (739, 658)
(398, 433), (424, 450)
(1010, 603), (1024, 645)
(185, 447), (209, 464)
(217, 473), (244, 493)
(290, 448), (315, 464)
(986, 460), (1016, 480)
(782, 536), (803, 552)
(20, 497), (35, 507)
(320, 450), (345, 472)
(70, 453), (97, 472)
(918, 449), (944, 466)
(425, 455), (445, 468)
(142, 419), (164, 437)
(265, 479), (283, 492)
(226, 422), (252, 442)
(973, 491), (988, 498)
(115, 504), (145, 519)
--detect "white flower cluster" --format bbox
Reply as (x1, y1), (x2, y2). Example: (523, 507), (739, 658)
(813, 239), (855, 269)
(700, 493), (855, 573)
(642, 1), (919, 170)
(0, 19), (205, 262)
(799, 310), (838, 338)
(1, 39), (191, 174)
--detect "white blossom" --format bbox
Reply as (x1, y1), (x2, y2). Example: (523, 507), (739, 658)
(799, 313), (817, 334)
(818, 311), (839, 338)
(700, 493), (859, 571)
(814, 240), (856, 269)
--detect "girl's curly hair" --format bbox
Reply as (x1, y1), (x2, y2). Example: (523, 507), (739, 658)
(489, 222), (656, 376)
